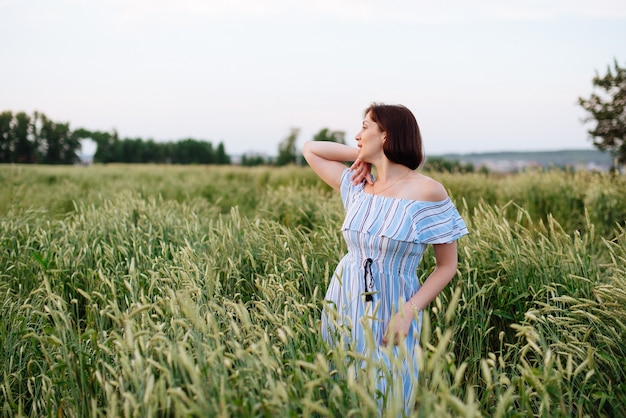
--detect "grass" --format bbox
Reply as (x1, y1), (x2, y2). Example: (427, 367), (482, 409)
(1, 164), (625, 417)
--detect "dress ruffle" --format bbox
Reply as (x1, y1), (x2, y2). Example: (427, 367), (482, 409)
(340, 168), (468, 244)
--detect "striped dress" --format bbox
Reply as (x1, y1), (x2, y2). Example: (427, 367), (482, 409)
(321, 168), (469, 410)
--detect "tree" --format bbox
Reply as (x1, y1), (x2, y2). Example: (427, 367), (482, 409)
(0, 111), (14, 163)
(0, 111), (80, 164)
(276, 128), (300, 166)
(579, 59), (626, 167)
(88, 129), (120, 163)
(240, 153), (266, 166)
(171, 138), (215, 164)
(13, 112), (35, 163)
(423, 156), (475, 173)
(313, 127), (346, 144)
(215, 142), (230, 165)
(39, 114), (77, 164)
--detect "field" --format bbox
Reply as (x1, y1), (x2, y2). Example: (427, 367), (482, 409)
(1, 164), (625, 417)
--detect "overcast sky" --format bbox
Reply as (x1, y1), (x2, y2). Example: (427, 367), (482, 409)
(2, 0), (625, 157)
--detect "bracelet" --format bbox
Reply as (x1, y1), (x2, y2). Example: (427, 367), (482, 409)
(408, 300), (419, 311)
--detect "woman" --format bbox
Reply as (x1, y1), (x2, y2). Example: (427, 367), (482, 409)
(302, 103), (468, 412)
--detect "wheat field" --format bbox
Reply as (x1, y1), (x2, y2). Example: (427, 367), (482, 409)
(1, 164), (625, 417)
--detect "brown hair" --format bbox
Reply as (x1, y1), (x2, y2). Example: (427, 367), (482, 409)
(364, 103), (424, 169)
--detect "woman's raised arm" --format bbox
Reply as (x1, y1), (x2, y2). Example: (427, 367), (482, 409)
(302, 141), (359, 191)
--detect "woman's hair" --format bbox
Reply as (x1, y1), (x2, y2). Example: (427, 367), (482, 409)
(364, 103), (424, 169)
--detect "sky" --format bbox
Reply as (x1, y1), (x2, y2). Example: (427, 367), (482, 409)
(2, 1), (626, 157)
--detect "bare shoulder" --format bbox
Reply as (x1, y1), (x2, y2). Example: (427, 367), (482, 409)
(405, 173), (448, 202)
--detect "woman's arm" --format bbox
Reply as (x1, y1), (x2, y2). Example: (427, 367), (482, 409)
(302, 141), (360, 191)
(383, 242), (459, 345)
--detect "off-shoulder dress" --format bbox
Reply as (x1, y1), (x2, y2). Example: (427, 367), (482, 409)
(321, 168), (469, 407)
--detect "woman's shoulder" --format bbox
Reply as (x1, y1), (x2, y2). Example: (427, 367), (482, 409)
(403, 173), (448, 202)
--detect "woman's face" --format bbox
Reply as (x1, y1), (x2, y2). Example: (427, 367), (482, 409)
(355, 112), (385, 161)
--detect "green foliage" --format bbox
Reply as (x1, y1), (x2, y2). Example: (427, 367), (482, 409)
(240, 153), (268, 166)
(81, 128), (121, 163)
(39, 114), (77, 164)
(215, 142), (231, 165)
(1, 165), (625, 416)
(0, 111), (12, 162)
(0, 109), (234, 166)
(0, 111), (80, 164)
(579, 59), (626, 167)
(424, 156), (476, 173)
(74, 128), (231, 165)
(313, 128), (346, 144)
(276, 128), (300, 167)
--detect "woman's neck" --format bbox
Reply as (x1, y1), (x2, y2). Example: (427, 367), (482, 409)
(373, 162), (411, 183)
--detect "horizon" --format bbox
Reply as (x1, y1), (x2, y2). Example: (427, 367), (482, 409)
(76, 138), (605, 159)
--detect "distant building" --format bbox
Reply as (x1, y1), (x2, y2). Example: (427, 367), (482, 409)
(439, 150), (613, 173)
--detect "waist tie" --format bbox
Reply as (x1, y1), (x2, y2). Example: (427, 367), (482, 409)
(363, 258), (373, 302)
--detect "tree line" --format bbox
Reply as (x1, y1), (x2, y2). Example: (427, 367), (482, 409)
(78, 128), (231, 165)
(0, 111), (348, 167)
(0, 111), (231, 165)
(0, 111), (79, 164)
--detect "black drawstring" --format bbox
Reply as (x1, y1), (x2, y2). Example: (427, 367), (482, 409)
(363, 258), (373, 302)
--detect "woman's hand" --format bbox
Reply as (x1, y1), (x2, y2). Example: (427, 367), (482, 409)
(383, 243), (459, 346)
(349, 158), (374, 186)
(382, 308), (415, 346)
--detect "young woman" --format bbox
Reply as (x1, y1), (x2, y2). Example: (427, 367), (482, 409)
(303, 103), (468, 412)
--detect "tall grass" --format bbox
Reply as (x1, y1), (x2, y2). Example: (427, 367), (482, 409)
(3, 164), (625, 236)
(1, 164), (625, 417)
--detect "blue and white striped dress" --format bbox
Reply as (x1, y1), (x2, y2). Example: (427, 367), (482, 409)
(321, 168), (468, 409)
